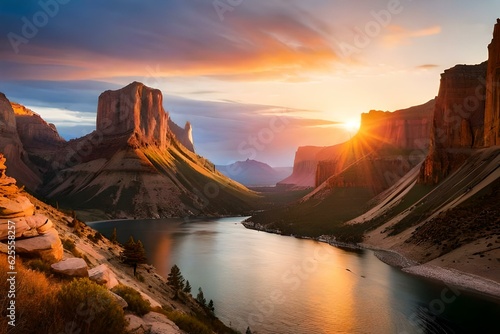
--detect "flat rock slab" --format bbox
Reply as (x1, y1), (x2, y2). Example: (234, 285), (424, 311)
(51, 257), (89, 277)
(0, 195), (34, 218)
(16, 228), (63, 262)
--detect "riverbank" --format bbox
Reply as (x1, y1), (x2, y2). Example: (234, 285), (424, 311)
(242, 221), (500, 300)
(403, 265), (500, 298)
(372, 247), (500, 300)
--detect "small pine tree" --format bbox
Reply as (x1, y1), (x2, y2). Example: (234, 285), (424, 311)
(121, 236), (147, 276)
(246, 326), (253, 334)
(110, 227), (117, 244)
(196, 287), (206, 306)
(183, 280), (192, 294)
(167, 265), (185, 299)
(207, 299), (215, 314)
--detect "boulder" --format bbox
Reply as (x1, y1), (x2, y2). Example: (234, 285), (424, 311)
(89, 264), (119, 289)
(109, 291), (128, 309)
(0, 218), (30, 240)
(51, 257), (89, 277)
(0, 215), (54, 240)
(32, 217), (53, 234)
(125, 314), (151, 334)
(142, 312), (182, 334)
(0, 195), (35, 218)
(16, 228), (63, 262)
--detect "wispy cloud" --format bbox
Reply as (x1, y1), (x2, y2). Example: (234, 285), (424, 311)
(384, 25), (442, 46)
(415, 64), (439, 70)
(0, 1), (339, 82)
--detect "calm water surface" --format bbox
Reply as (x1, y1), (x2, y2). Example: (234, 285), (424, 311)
(90, 217), (500, 334)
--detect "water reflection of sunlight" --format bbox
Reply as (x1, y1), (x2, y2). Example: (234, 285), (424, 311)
(153, 236), (173, 276)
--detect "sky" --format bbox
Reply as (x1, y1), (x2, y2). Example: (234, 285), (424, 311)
(0, 0), (499, 166)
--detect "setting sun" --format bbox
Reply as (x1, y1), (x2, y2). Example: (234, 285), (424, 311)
(342, 120), (361, 133)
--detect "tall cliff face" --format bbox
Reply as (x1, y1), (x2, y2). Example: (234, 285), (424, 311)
(283, 100), (434, 188)
(420, 63), (488, 184)
(420, 21), (500, 184)
(432, 63), (487, 150)
(278, 146), (328, 188)
(12, 103), (65, 150)
(0, 94), (41, 190)
(485, 19), (500, 146)
(359, 99), (435, 150)
(96, 82), (168, 147)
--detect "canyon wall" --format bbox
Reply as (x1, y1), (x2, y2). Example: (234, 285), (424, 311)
(431, 63), (487, 150)
(12, 103), (65, 150)
(359, 99), (435, 150)
(419, 63), (488, 184)
(421, 21), (500, 184)
(283, 100), (434, 188)
(278, 146), (332, 188)
(485, 19), (500, 146)
(0, 94), (41, 189)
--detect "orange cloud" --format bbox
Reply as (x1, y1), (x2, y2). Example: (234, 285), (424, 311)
(383, 25), (442, 46)
(0, 7), (340, 83)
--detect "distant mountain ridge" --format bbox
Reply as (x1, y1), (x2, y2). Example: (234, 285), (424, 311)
(0, 82), (256, 220)
(216, 159), (292, 187)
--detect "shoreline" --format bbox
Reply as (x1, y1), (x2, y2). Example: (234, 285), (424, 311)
(242, 221), (500, 300)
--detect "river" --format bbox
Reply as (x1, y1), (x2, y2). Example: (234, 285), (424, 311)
(89, 217), (499, 333)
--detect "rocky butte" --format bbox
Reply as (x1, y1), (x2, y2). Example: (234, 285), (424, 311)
(96, 82), (168, 148)
(0, 82), (254, 220)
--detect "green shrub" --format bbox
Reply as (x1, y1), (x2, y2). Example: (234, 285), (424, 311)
(167, 311), (212, 334)
(0, 255), (62, 333)
(25, 258), (52, 274)
(58, 278), (126, 334)
(88, 231), (104, 243)
(111, 284), (151, 316)
(62, 238), (83, 258)
(62, 238), (76, 251)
